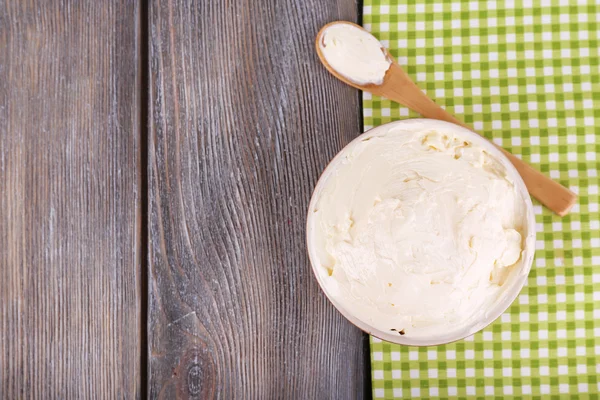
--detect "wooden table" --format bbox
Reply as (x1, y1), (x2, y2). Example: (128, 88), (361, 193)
(0, 1), (369, 397)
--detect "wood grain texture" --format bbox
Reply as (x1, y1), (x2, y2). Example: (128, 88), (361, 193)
(0, 1), (141, 397)
(148, 0), (366, 398)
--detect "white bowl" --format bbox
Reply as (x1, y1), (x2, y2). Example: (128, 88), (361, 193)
(306, 119), (536, 346)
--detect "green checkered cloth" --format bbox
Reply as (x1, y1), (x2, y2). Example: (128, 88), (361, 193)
(363, 1), (600, 398)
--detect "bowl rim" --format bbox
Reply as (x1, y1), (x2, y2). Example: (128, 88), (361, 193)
(306, 118), (536, 346)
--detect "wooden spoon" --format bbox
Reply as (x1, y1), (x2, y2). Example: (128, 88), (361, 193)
(316, 21), (577, 217)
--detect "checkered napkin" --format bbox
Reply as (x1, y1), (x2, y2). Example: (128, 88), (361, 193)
(363, 1), (600, 398)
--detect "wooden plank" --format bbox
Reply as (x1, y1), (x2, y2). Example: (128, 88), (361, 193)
(0, 1), (141, 397)
(148, 0), (366, 398)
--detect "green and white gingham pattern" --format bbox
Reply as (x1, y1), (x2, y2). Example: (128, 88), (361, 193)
(363, 1), (600, 398)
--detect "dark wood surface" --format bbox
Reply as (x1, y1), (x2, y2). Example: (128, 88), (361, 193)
(0, 0), (368, 398)
(0, 1), (141, 398)
(147, 0), (366, 398)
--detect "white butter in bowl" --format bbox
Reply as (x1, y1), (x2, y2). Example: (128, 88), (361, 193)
(307, 119), (535, 346)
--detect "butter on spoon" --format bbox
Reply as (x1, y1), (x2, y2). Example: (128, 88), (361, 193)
(318, 23), (392, 85)
(316, 21), (576, 217)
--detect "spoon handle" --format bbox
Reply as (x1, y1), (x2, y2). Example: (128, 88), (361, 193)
(376, 63), (577, 216)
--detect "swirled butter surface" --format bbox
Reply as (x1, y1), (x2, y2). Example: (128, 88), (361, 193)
(308, 120), (530, 339)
